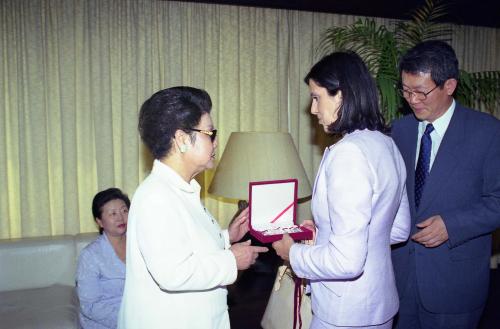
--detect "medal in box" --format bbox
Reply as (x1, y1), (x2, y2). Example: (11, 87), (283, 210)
(248, 179), (313, 243)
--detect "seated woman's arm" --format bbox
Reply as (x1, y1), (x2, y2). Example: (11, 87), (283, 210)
(76, 247), (122, 328)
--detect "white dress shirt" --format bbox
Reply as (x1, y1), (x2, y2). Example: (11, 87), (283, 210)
(415, 99), (455, 169)
(118, 160), (237, 329)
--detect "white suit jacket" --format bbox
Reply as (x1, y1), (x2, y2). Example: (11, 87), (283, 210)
(118, 160), (237, 329)
(290, 129), (410, 327)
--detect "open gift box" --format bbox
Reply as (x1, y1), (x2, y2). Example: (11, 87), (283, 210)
(248, 179), (313, 243)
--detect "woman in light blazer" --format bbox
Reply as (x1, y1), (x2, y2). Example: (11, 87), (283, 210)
(273, 52), (411, 329)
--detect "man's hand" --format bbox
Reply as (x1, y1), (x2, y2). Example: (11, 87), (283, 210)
(228, 207), (249, 243)
(272, 233), (294, 261)
(230, 240), (268, 270)
(412, 215), (449, 248)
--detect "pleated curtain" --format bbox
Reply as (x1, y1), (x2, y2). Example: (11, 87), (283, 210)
(1, 0), (498, 238)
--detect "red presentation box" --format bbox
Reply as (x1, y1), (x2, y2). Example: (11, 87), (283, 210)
(248, 179), (313, 243)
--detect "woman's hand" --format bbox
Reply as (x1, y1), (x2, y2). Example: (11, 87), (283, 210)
(272, 233), (294, 261)
(228, 207), (250, 243)
(301, 219), (317, 243)
(230, 240), (268, 270)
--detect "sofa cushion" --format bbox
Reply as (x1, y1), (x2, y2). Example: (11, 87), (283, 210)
(0, 235), (75, 291)
(0, 284), (78, 329)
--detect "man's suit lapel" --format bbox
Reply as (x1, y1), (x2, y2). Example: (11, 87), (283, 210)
(417, 106), (465, 216)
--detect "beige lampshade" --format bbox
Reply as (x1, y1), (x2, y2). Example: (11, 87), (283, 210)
(208, 132), (312, 200)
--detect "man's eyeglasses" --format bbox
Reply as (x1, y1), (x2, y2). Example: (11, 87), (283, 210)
(398, 84), (440, 101)
(188, 128), (217, 142)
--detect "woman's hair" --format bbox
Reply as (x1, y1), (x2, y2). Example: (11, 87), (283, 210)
(92, 188), (130, 234)
(138, 86), (212, 159)
(304, 51), (386, 134)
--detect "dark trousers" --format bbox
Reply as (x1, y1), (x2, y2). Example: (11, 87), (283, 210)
(394, 253), (483, 329)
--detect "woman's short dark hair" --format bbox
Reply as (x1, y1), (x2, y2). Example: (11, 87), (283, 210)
(304, 51), (386, 134)
(92, 188), (130, 234)
(399, 40), (459, 86)
(138, 86), (212, 159)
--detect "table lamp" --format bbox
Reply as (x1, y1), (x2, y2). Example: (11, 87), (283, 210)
(208, 132), (312, 210)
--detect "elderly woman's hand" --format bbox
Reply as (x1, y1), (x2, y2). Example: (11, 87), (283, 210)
(230, 240), (268, 270)
(272, 233), (294, 261)
(228, 207), (250, 243)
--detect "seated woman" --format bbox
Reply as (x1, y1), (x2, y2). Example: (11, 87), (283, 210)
(76, 188), (129, 329)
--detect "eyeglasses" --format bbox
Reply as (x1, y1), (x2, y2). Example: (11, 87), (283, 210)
(188, 128), (217, 142)
(398, 84), (440, 101)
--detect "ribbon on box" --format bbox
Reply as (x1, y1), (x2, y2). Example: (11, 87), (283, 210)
(293, 276), (305, 329)
(270, 201), (294, 223)
(273, 265), (308, 329)
(292, 238), (314, 329)
(261, 239), (314, 329)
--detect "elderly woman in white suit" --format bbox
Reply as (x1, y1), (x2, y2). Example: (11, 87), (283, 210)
(273, 52), (411, 329)
(118, 87), (268, 329)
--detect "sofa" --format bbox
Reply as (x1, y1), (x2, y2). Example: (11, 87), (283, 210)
(0, 232), (98, 329)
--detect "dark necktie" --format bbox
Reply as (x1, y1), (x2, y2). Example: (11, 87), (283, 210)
(415, 123), (434, 209)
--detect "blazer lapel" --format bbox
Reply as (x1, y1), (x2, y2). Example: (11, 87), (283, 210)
(417, 106), (465, 216)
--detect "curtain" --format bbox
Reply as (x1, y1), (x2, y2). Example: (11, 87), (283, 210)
(1, 0), (499, 238)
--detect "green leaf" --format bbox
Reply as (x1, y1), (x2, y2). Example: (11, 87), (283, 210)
(315, 0), (500, 120)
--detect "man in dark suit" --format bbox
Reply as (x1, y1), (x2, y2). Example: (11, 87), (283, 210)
(391, 40), (500, 329)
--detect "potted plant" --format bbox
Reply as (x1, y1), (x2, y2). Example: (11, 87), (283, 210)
(316, 0), (500, 121)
